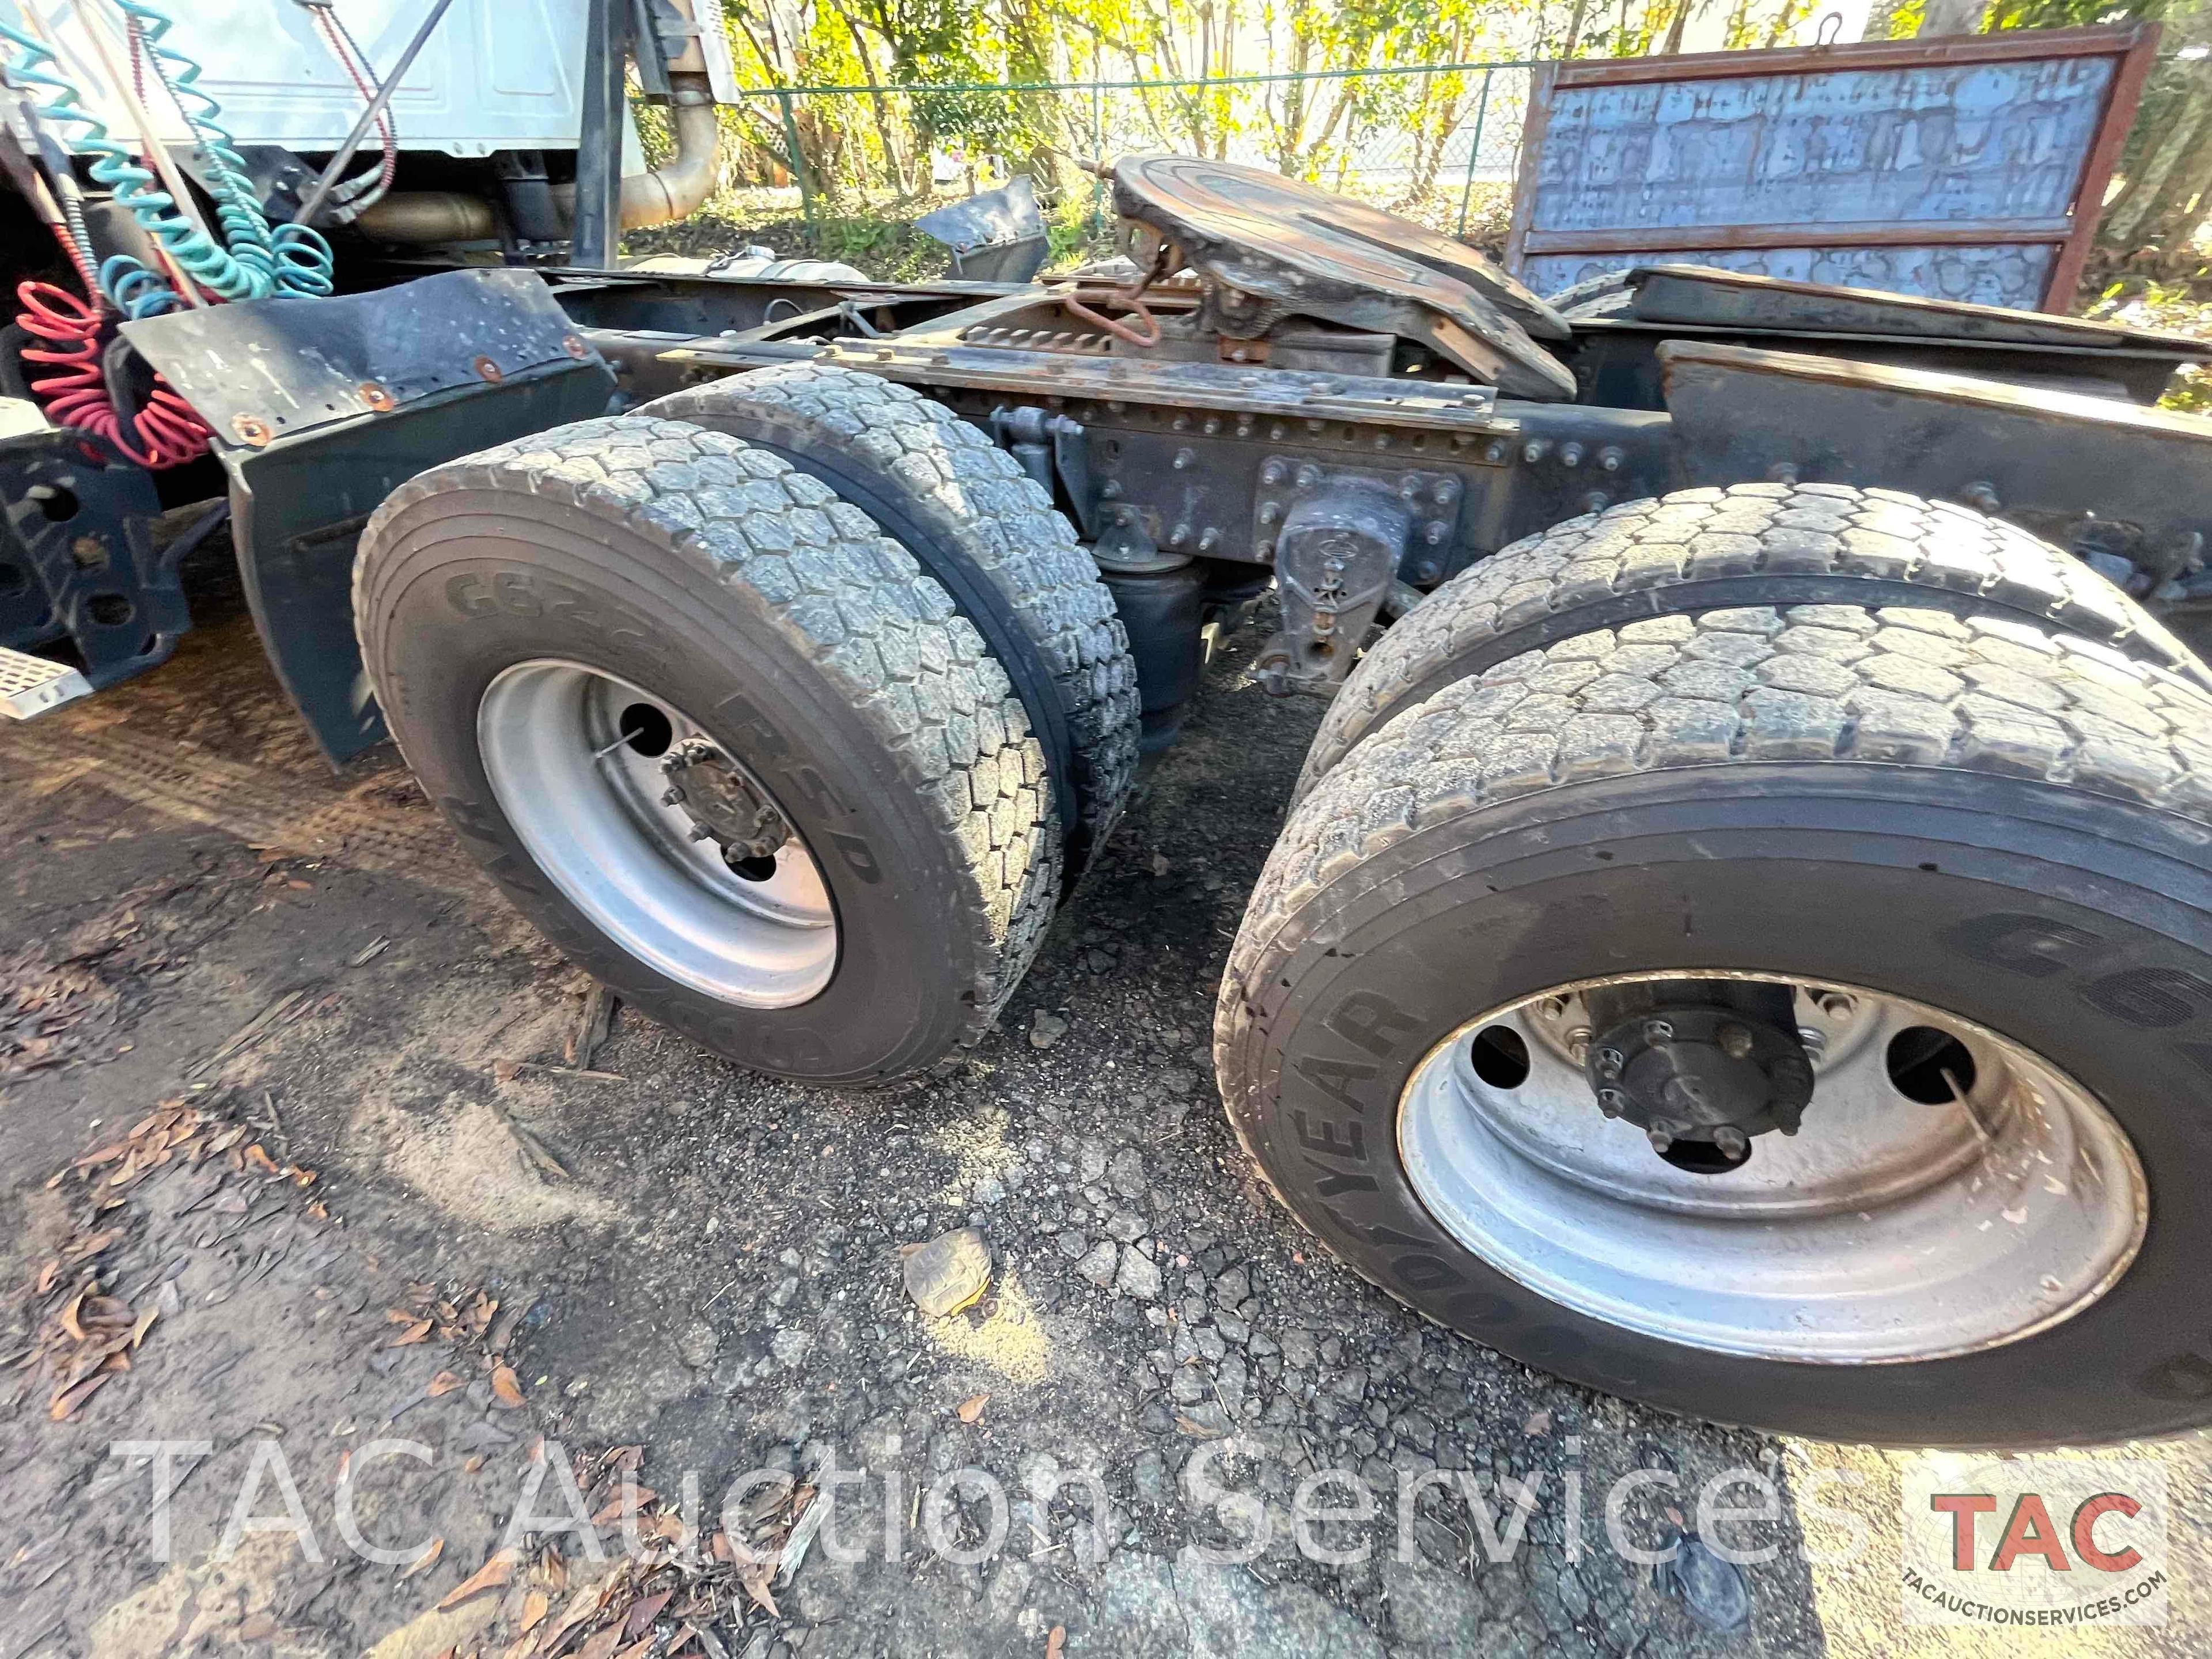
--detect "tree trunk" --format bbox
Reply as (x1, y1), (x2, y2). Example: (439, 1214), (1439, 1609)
(1916, 0), (1984, 37)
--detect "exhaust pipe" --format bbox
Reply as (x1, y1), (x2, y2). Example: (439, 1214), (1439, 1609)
(356, 75), (722, 244)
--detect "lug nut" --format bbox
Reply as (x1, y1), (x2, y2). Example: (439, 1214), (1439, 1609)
(1717, 1022), (1753, 1060)
(1566, 1027), (1592, 1064)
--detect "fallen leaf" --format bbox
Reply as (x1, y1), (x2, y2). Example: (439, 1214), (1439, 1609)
(736, 1559), (780, 1618)
(49, 1372), (109, 1420)
(623, 1589), (672, 1639)
(388, 1318), (433, 1348)
(490, 1365), (524, 1407)
(244, 1143), (281, 1175)
(426, 1371), (466, 1398)
(957, 1392), (990, 1424)
(519, 1589), (550, 1633)
(437, 1547), (520, 1609)
(400, 1536), (444, 1579)
(58, 1287), (88, 1342)
(613, 1642), (654, 1659)
(1523, 1408), (1551, 1435)
(576, 1627), (623, 1659)
(540, 1586), (601, 1652)
(463, 1453), (487, 1474)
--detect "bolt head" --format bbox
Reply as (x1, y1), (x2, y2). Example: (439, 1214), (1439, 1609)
(1716, 1022), (1754, 1060)
(1714, 1127), (1749, 1159)
(1566, 1027), (1592, 1064)
(1595, 1046), (1623, 1080)
(1294, 463), (1321, 488)
(1260, 460), (1286, 485)
(1596, 1089), (1624, 1118)
(687, 824), (714, 842)
(1642, 1019), (1674, 1044)
(1647, 1127), (1674, 1154)
(661, 787), (685, 806)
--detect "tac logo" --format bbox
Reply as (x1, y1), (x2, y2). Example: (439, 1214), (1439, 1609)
(1900, 1457), (2170, 1628)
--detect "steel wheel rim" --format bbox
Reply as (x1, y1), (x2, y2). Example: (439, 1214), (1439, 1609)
(477, 661), (836, 1007)
(1397, 972), (2147, 1364)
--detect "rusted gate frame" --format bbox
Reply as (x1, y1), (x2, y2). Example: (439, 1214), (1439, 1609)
(1503, 24), (2162, 312)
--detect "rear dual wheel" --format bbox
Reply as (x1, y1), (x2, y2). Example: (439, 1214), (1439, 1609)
(355, 416), (1068, 1084)
(1221, 602), (2212, 1446)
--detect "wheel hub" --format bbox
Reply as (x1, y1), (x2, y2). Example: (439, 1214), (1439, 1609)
(658, 736), (791, 865)
(1397, 972), (2147, 1363)
(1584, 983), (1813, 1163)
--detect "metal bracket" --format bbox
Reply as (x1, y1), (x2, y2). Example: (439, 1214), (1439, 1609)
(989, 404), (1098, 537)
(1253, 471), (1428, 696)
(0, 428), (190, 687)
(1252, 460), (1463, 578)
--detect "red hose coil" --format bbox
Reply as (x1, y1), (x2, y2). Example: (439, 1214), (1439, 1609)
(15, 281), (210, 469)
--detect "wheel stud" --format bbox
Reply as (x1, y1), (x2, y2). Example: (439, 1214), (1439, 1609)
(1566, 1026), (1592, 1063)
(1597, 1088), (1625, 1118)
(687, 824), (714, 842)
(1714, 1126), (1749, 1160)
(1647, 1126), (1674, 1154)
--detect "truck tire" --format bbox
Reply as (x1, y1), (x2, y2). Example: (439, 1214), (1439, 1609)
(1294, 482), (2210, 804)
(354, 416), (1057, 1085)
(641, 364), (1141, 874)
(1219, 603), (2212, 1446)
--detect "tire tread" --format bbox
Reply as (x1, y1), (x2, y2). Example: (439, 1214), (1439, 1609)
(356, 415), (1057, 1054)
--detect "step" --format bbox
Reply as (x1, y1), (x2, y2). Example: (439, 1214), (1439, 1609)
(0, 647), (93, 719)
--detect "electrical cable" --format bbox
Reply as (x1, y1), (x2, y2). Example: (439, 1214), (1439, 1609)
(304, 3), (396, 215)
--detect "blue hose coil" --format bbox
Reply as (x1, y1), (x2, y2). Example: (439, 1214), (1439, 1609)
(0, 8), (333, 309)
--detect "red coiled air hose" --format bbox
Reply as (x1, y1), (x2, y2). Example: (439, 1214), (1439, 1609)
(15, 279), (210, 468)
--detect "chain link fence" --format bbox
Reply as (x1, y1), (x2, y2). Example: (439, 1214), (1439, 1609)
(709, 62), (1540, 253)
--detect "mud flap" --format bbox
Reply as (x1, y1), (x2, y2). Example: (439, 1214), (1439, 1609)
(122, 269), (616, 763)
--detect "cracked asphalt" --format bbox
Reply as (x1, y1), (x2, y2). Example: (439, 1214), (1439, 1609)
(0, 536), (2205, 1658)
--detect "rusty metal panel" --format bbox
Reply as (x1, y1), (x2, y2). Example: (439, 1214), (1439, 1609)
(1508, 26), (2158, 313)
(1659, 338), (2212, 585)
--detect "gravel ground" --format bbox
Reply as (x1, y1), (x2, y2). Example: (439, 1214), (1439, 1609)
(0, 545), (2204, 1658)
